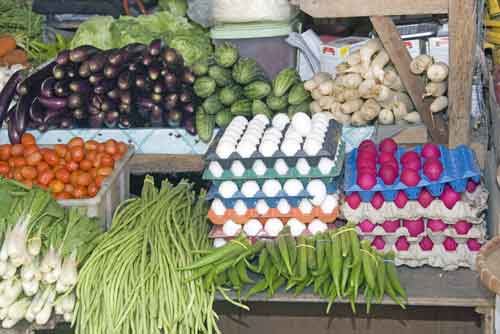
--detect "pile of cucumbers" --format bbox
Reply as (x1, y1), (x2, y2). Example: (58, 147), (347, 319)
(192, 43), (312, 142)
(180, 223), (407, 313)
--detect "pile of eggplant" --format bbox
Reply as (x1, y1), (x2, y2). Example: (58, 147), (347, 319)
(1, 40), (197, 143)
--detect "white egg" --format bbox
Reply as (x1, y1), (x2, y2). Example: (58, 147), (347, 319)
(230, 161), (246, 177)
(213, 238), (227, 248)
(272, 113), (290, 130)
(318, 158), (335, 175)
(244, 219), (263, 237)
(264, 218), (284, 237)
(281, 141), (300, 157)
(298, 199), (313, 214)
(308, 219), (328, 235)
(253, 114), (270, 125)
(223, 220), (242, 237)
(277, 199), (291, 214)
(219, 181), (238, 198)
(241, 181), (260, 198)
(256, 199), (270, 215)
(284, 129), (302, 142)
(283, 179), (304, 196)
(307, 132), (325, 144)
(211, 198), (226, 216)
(232, 116), (249, 126)
(237, 142), (256, 158)
(252, 160), (267, 176)
(208, 161), (224, 178)
(311, 122), (328, 133)
(234, 200), (248, 216)
(216, 142), (235, 159)
(291, 112), (311, 137)
(259, 142), (278, 157)
(307, 180), (327, 206)
(219, 135), (238, 146)
(226, 124), (245, 135)
(246, 124), (265, 135)
(312, 112), (329, 124)
(274, 159), (289, 176)
(287, 218), (306, 237)
(320, 194), (339, 214)
(296, 158), (311, 175)
(261, 135), (281, 145)
(265, 127), (283, 139)
(240, 135), (260, 146)
(262, 180), (282, 197)
(304, 140), (322, 156)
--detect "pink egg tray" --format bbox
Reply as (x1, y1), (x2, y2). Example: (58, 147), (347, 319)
(342, 184), (488, 224)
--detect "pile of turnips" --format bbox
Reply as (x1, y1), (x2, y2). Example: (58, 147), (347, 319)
(0, 179), (101, 328)
(410, 55), (449, 114)
(304, 39), (421, 126)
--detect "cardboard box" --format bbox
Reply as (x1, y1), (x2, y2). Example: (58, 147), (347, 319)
(319, 36), (369, 75)
(403, 39), (424, 58)
(428, 36), (449, 64)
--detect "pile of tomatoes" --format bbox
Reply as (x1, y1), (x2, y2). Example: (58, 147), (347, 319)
(0, 134), (128, 200)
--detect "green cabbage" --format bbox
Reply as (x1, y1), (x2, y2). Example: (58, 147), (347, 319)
(70, 16), (114, 50)
(158, 0), (188, 17)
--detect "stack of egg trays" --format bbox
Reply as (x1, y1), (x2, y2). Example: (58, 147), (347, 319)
(203, 141), (345, 181)
(344, 144), (481, 202)
(206, 178), (339, 208)
(342, 184), (489, 225)
(208, 206), (340, 224)
(359, 228), (482, 270)
(204, 121), (344, 174)
(209, 223), (338, 239)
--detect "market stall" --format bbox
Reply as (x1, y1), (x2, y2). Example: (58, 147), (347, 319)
(0, 0), (496, 333)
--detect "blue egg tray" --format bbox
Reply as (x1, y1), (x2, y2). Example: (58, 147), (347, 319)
(344, 144), (481, 202)
(207, 181), (339, 208)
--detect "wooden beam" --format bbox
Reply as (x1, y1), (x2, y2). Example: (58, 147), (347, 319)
(447, 0), (476, 147)
(298, 0), (448, 18)
(129, 154), (204, 174)
(370, 16), (449, 144)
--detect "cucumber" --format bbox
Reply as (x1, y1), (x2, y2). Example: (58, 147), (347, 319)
(195, 107), (215, 143)
(202, 95), (223, 115)
(230, 99), (252, 117)
(215, 109), (233, 128)
(252, 99), (273, 118)
(243, 81), (271, 99)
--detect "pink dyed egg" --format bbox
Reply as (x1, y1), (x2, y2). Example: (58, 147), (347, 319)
(395, 236), (410, 251)
(382, 220), (400, 233)
(453, 220), (472, 235)
(443, 237), (458, 251)
(419, 236), (434, 251)
(358, 220), (375, 233)
(467, 239), (481, 251)
(427, 219), (447, 232)
(394, 190), (408, 208)
(370, 192), (384, 209)
(403, 218), (424, 237)
(372, 236), (386, 250)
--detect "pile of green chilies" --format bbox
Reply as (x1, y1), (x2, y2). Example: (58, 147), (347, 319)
(182, 224), (407, 314)
(75, 176), (219, 334)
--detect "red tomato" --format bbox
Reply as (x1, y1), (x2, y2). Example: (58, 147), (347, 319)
(21, 166), (37, 180)
(0, 161), (9, 175)
(49, 180), (64, 193)
(21, 133), (36, 146)
(68, 137), (84, 148)
(38, 170), (55, 186)
(0, 145), (11, 161)
(11, 144), (24, 157)
(70, 147), (84, 162)
(26, 151), (42, 166)
(54, 144), (68, 158)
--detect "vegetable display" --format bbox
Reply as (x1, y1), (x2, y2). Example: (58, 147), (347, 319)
(0, 178), (101, 328)
(3, 40), (198, 140)
(192, 43), (310, 142)
(305, 38), (421, 126)
(0, 133), (128, 200)
(184, 224), (407, 313)
(75, 176), (219, 334)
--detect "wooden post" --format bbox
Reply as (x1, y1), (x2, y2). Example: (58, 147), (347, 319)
(370, 16), (449, 144)
(448, 0), (476, 147)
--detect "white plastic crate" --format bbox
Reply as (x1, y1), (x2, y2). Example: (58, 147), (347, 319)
(57, 146), (134, 229)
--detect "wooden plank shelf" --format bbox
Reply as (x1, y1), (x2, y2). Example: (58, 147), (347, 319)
(216, 267), (494, 308)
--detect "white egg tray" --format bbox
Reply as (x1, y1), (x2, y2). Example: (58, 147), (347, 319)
(204, 141), (345, 181)
(356, 220), (487, 241)
(342, 185), (488, 225)
(208, 222), (337, 239)
(205, 114), (343, 170)
(361, 235), (480, 270)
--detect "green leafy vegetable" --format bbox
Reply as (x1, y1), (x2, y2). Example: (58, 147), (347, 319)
(158, 0), (188, 17)
(70, 16), (114, 50)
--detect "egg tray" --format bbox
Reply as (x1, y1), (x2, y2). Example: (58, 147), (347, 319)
(206, 181), (339, 207)
(208, 223), (337, 239)
(204, 121), (343, 170)
(208, 175), (342, 188)
(344, 145), (481, 202)
(342, 185), (488, 225)
(361, 235), (481, 270)
(355, 220), (487, 242)
(203, 141), (346, 181)
(208, 207), (340, 224)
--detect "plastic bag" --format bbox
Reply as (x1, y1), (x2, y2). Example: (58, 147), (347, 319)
(188, 0), (296, 27)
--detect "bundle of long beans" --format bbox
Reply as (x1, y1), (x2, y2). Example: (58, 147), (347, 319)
(75, 176), (219, 334)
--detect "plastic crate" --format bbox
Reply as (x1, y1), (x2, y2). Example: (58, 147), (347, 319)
(57, 146), (134, 228)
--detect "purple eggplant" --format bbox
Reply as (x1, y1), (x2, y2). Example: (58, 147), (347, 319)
(8, 107), (20, 144)
(150, 106), (164, 127)
(17, 61), (55, 96)
(137, 97), (155, 110)
(108, 49), (130, 67)
(69, 45), (99, 63)
(88, 53), (107, 73)
(89, 74), (105, 86)
(40, 77), (56, 98)
(167, 109), (182, 127)
(128, 61), (145, 73)
(78, 62), (91, 78)
(104, 111), (119, 128)
(148, 39), (163, 57)
(68, 94), (84, 109)
(118, 115), (131, 128)
(0, 70), (23, 127)
(54, 81), (71, 97)
(28, 98), (45, 124)
(179, 91), (192, 104)
(43, 108), (68, 123)
(151, 93), (162, 104)
(163, 93), (178, 110)
(182, 70), (196, 85)
(69, 80), (90, 94)
(14, 98), (28, 134)
(39, 96), (67, 110)
(59, 117), (73, 129)
(164, 72), (177, 88)
(142, 54), (154, 67)
(119, 103), (132, 114)
(37, 123), (49, 132)
(72, 108), (87, 120)
(135, 74), (146, 90)
(125, 43), (147, 55)
(67, 67), (78, 79)
(56, 50), (70, 65)
(88, 106), (101, 116)
(88, 112), (105, 128)
(162, 48), (178, 66)
(183, 103), (195, 114)
(107, 88), (121, 101)
(103, 65), (125, 79)
(101, 99), (116, 113)
(183, 115), (196, 135)
(91, 95), (104, 109)
(119, 91), (132, 105)
(153, 81), (164, 94)
(118, 71), (133, 90)
(94, 81), (114, 95)
(52, 64), (67, 80)
(148, 64), (161, 81)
